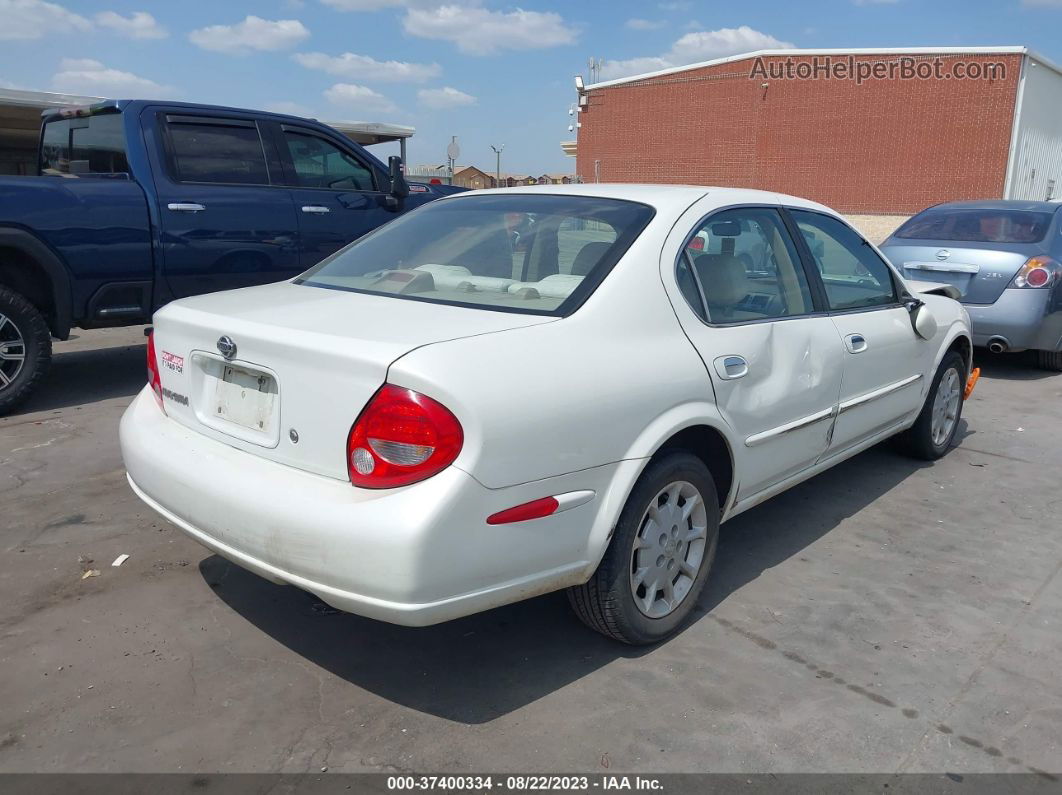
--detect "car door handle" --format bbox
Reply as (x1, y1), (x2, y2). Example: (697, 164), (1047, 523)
(301, 205), (331, 214)
(845, 334), (868, 353)
(714, 355), (749, 380)
(167, 203), (205, 213)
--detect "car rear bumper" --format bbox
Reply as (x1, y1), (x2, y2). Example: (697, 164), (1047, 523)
(964, 288), (1062, 351)
(120, 388), (603, 626)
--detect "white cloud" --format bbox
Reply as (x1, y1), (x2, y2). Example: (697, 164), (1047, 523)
(626, 18), (666, 30)
(0, 0), (91, 40)
(265, 100), (314, 116)
(189, 15), (310, 54)
(321, 0), (403, 9)
(51, 57), (174, 97)
(294, 51), (440, 82)
(94, 10), (167, 39)
(402, 5), (577, 55)
(417, 86), (476, 109)
(599, 26), (794, 81)
(323, 83), (397, 115)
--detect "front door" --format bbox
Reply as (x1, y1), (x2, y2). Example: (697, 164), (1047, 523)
(667, 206), (845, 500)
(148, 111), (301, 301)
(275, 125), (394, 268)
(787, 208), (933, 454)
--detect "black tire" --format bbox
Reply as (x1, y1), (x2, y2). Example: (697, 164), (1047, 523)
(567, 451), (720, 645)
(0, 286), (52, 415)
(898, 351), (965, 461)
(1036, 349), (1062, 372)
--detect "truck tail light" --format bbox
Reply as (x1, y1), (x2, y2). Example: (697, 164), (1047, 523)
(1010, 256), (1061, 289)
(347, 385), (463, 489)
(146, 329), (165, 413)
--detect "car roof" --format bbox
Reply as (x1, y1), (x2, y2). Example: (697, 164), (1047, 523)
(922, 199), (1062, 214)
(452, 183), (836, 215)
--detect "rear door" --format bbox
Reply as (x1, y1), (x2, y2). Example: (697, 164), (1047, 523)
(787, 208), (932, 454)
(666, 205), (844, 500)
(270, 123), (394, 268)
(146, 110), (301, 300)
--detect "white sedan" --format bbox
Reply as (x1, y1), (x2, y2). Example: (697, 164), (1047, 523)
(120, 185), (976, 644)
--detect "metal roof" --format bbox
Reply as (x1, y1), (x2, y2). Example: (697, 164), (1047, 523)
(584, 46), (1062, 91)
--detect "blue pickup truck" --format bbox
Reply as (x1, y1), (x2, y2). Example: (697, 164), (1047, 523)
(0, 99), (458, 413)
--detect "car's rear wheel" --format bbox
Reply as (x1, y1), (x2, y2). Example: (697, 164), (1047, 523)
(1036, 349), (1062, 372)
(0, 286), (51, 415)
(567, 451), (719, 645)
(899, 351), (965, 460)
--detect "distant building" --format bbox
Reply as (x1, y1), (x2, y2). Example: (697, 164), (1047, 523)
(573, 46), (1062, 218)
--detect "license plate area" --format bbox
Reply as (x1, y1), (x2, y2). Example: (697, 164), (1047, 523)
(903, 262), (979, 297)
(190, 353), (281, 447)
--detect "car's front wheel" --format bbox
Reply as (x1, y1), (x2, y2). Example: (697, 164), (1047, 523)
(567, 452), (719, 645)
(899, 351), (965, 460)
(1036, 349), (1062, 372)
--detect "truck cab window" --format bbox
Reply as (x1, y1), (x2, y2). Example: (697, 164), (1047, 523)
(282, 131), (375, 191)
(41, 113), (129, 176)
(166, 121), (270, 185)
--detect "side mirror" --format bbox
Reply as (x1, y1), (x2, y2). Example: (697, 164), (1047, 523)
(905, 297), (938, 340)
(386, 155), (409, 210)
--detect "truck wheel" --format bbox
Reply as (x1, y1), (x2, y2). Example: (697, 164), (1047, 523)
(567, 452), (719, 645)
(0, 286), (52, 415)
(1036, 350), (1062, 372)
(898, 351), (965, 461)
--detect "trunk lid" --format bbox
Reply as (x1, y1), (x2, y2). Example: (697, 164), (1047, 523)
(881, 240), (1041, 304)
(152, 281), (554, 480)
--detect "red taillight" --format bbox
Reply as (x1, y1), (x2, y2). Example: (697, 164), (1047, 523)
(1011, 256), (1061, 289)
(146, 330), (164, 412)
(487, 497), (560, 525)
(688, 236), (704, 251)
(346, 385), (463, 489)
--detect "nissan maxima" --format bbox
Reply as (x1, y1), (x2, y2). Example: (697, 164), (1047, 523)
(121, 185), (975, 644)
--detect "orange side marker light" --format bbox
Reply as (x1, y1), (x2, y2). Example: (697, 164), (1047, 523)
(964, 367), (981, 400)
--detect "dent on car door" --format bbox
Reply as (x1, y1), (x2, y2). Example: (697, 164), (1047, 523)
(787, 208), (932, 453)
(276, 126), (393, 267)
(668, 206), (844, 500)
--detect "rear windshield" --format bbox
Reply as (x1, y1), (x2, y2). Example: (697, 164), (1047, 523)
(894, 209), (1053, 244)
(296, 194), (655, 315)
(40, 112), (129, 176)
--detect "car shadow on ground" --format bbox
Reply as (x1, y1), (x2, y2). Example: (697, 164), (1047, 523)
(12, 341), (146, 415)
(204, 441), (936, 724)
(974, 349), (1058, 382)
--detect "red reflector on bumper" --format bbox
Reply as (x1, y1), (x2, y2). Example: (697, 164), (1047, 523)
(487, 496), (560, 525)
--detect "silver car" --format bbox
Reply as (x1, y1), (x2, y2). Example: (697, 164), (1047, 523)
(881, 201), (1062, 371)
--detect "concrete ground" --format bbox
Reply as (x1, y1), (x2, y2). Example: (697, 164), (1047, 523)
(1, 327), (1060, 775)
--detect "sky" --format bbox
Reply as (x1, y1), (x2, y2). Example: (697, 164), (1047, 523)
(2, 0), (1062, 173)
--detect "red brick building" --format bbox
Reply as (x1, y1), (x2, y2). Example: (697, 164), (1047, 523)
(573, 47), (1062, 215)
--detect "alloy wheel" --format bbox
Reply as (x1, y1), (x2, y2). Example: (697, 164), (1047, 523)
(0, 312), (26, 392)
(930, 367), (961, 447)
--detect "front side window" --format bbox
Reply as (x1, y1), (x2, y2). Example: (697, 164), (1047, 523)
(681, 208), (813, 323)
(893, 208), (1053, 244)
(283, 131), (374, 191)
(297, 194), (654, 315)
(166, 120), (269, 185)
(41, 112), (128, 176)
(791, 209), (897, 311)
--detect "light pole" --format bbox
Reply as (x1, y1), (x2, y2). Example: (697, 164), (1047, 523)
(491, 144), (504, 188)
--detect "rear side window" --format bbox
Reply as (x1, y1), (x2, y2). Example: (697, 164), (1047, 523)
(681, 208), (813, 323)
(282, 130), (374, 191)
(41, 112), (128, 176)
(296, 193), (654, 315)
(791, 209), (897, 311)
(894, 209), (1052, 244)
(166, 119), (269, 185)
